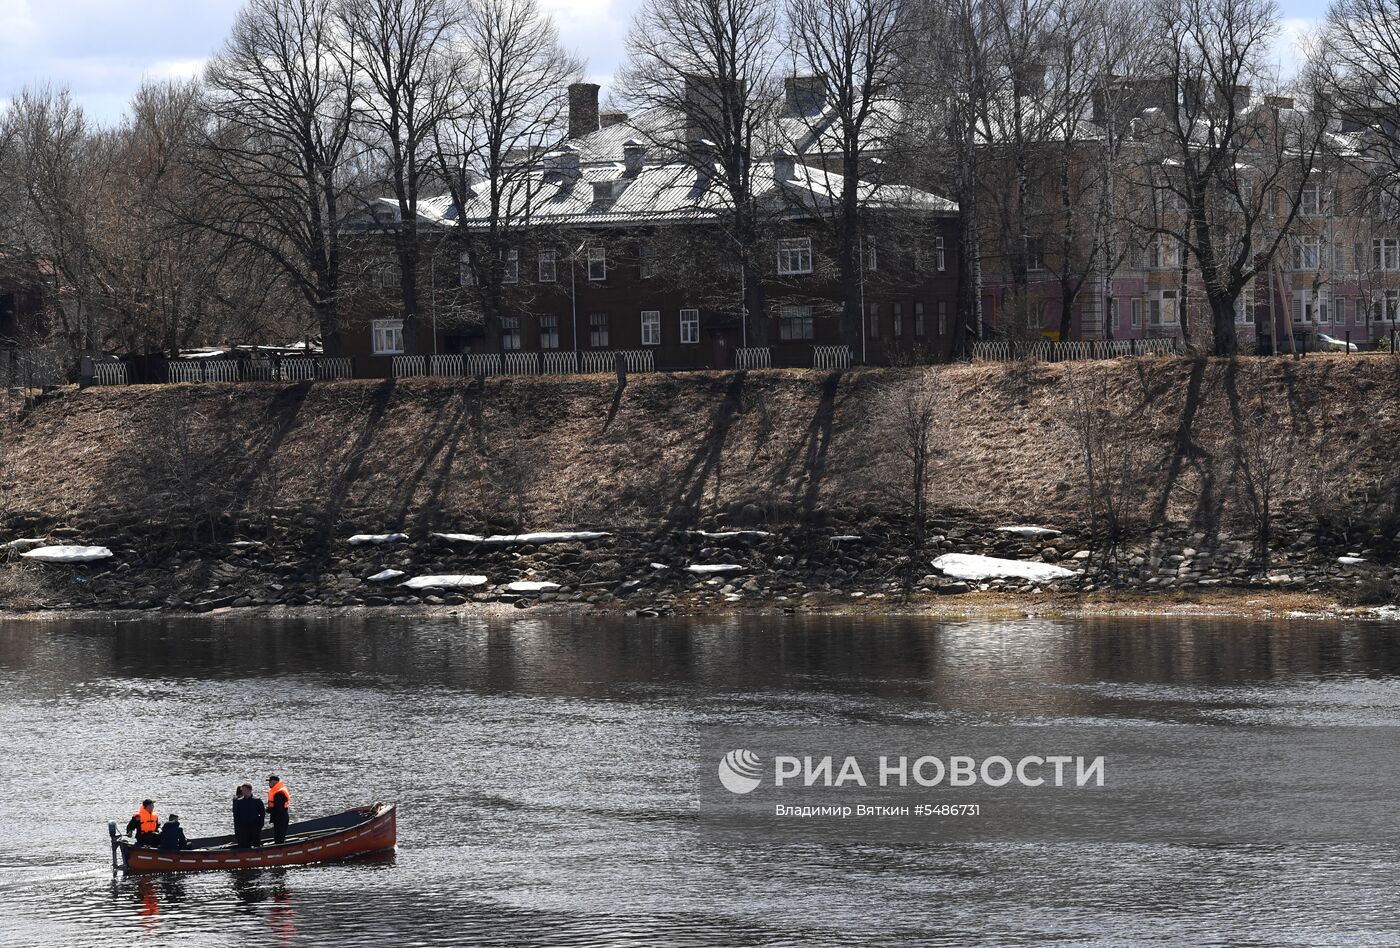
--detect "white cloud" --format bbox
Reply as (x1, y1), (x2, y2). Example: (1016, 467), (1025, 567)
(1273, 17), (1321, 80)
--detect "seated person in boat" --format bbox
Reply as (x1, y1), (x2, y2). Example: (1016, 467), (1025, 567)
(232, 784), (266, 848)
(158, 814), (188, 851)
(125, 799), (160, 846)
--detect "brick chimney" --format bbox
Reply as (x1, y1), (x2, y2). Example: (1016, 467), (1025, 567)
(568, 83), (600, 140)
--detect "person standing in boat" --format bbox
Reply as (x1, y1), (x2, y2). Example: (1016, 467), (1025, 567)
(232, 783), (265, 848)
(125, 799), (160, 846)
(266, 775), (291, 845)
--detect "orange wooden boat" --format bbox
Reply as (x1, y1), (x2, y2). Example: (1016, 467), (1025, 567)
(111, 803), (396, 873)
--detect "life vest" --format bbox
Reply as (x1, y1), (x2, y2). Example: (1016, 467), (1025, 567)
(267, 781), (291, 809)
(133, 806), (158, 834)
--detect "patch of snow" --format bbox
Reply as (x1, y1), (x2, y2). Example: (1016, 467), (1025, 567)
(687, 564), (746, 575)
(932, 553), (1075, 583)
(368, 569), (406, 583)
(994, 526), (1063, 539)
(349, 533), (408, 546)
(228, 540), (264, 548)
(830, 535), (862, 542)
(432, 531), (609, 545)
(507, 581), (561, 593)
(400, 574), (488, 590)
(1337, 556), (1367, 565)
(650, 562), (669, 570)
(21, 545), (114, 564)
(1, 538), (47, 551)
(691, 530), (771, 539)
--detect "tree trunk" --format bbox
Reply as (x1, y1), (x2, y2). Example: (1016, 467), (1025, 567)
(1210, 294), (1238, 357)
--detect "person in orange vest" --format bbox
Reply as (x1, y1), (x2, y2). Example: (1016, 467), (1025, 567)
(125, 799), (160, 846)
(266, 775), (291, 844)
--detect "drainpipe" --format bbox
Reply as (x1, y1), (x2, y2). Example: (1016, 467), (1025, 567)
(859, 231), (867, 365)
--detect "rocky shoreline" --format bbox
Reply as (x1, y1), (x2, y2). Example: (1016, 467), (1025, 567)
(2, 510), (1396, 619)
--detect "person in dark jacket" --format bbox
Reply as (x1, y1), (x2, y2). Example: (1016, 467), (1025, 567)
(231, 784), (265, 848)
(158, 814), (188, 851)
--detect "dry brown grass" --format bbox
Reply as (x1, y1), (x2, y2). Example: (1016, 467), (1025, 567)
(5, 355), (1399, 537)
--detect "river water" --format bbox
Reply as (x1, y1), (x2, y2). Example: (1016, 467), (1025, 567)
(3, 613), (1400, 946)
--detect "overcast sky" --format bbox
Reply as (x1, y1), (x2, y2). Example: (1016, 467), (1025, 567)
(0, 0), (1324, 125)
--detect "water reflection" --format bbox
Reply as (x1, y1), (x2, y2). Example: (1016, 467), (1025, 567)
(4, 612), (1400, 946)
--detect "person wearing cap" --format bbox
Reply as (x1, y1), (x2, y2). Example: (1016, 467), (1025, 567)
(125, 800), (160, 846)
(158, 814), (188, 851)
(266, 775), (291, 844)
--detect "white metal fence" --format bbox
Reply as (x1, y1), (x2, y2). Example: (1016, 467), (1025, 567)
(169, 360), (241, 383)
(393, 355), (427, 378)
(542, 351), (578, 375)
(971, 337), (1182, 363)
(504, 352), (539, 375)
(580, 349), (656, 373)
(735, 347), (772, 370)
(813, 345), (854, 370)
(93, 362), (128, 385)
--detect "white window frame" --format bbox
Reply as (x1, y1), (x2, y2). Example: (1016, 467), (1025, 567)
(679, 308), (700, 344)
(1300, 183), (1322, 216)
(892, 302), (903, 338)
(1131, 298), (1142, 328)
(935, 235), (946, 272)
(458, 252), (474, 286)
(777, 237), (813, 275)
(501, 315), (522, 351)
(914, 301), (926, 338)
(640, 310), (661, 346)
(502, 248), (519, 284)
(539, 314), (560, 350)
(639, 242), (654, 280)
(865, 241), (878, 272)
(587, 247), (607, 281)
(538, 251), (557, 283)
(779, 305), (814, 341)
(1294, 235), (1320, 271)
(372, 319), (404, 355)
(1373, 238), (1399, 272)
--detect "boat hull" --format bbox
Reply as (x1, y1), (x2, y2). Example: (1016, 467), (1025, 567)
(119, 803), (396, 873)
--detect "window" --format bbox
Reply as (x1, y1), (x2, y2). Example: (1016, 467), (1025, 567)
(377, 264), (401, 288)
(892, 303), (903, 338)
(1025, 237), (1044, 272)
(539, 314), (560, 350)
(777, 237), (813, 275)
(1319, 294), (1331, 323)
(1131, 298), (1142, 328)
(1110, 298), (1121, 331)
(640, 310), (661, 346)
(868, 303), (880, 337)
(1235, 283), (1254, 324)
(538, 251), (557, 283)
(1294, 235), (1320, 271)
(1300, 183), (1322, 216)
(1376, 290), (1400, 323)
(639, 242), (654, 279)
(1291, 292), (1315, 324)
(865, 241), (878, 271)
(680, 308), (700, 344)
(779, 305), (814, 340)
(914, 301), (926, 338)
(1155, 290), (1179, 325)
(372, 319), (404, 355)
(1149, 235), (1181, 269)
(937, 301), (948, 336)
(587, 247), (607, 281)
(502, 248), (519, 284)
(589, 312), (609, 347)
(458, 252), (474, 286)
(502, 316), (522, 351)
(1373, 238), (1400, 271)
(935, 235), (946, 272)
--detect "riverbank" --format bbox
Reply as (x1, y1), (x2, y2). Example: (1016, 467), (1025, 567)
(3, 357), (1399, 619)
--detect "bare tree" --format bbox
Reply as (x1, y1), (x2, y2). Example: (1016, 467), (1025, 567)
(882, 367), (945, 548)
(202, 0), (359, 355)
(618, 0), (784, 346)
(341, 0), (462, 354)
(1136, 0), (1324, 356)
(434, 0), (583, 352)
(785, 0), (912, 350)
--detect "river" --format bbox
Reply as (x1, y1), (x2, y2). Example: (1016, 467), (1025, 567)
(3, 613), (1400, 946)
